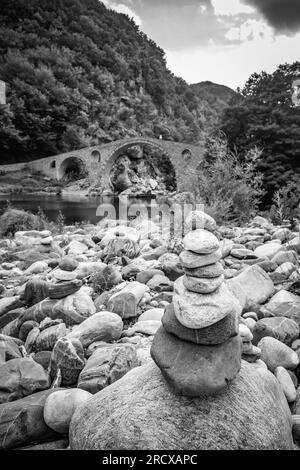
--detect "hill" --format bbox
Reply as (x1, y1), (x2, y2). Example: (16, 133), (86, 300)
(190, 81), (237, 133)
(0, 0), (209, 163)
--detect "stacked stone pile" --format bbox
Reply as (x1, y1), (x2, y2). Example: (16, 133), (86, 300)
(151, 223), (243, 397)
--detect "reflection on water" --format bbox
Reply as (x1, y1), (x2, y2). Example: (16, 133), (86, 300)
(0, 193), (157, 225)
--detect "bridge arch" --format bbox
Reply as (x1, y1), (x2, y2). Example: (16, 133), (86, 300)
(58, 156), (88, 181)
(105, 138), (177, 192)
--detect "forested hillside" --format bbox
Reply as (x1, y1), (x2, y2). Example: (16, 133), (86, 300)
(0, 0), (210, 163)
(191, 81), (237, 133)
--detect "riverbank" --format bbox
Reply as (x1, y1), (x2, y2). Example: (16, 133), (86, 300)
(0, 209), (300, 449)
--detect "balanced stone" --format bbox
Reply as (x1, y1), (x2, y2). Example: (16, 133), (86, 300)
(184, 262), (223, 279)
(183, 274), (224, 294)
(173, 277), (242, 329)
(179, 249), (221, 269)
(183, 229), (219, 255)
(150, 327), (242, 396)
(162, 303), (238, 345)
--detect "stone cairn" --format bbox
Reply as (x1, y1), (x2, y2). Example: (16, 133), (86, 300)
(151, 213), (243, 397)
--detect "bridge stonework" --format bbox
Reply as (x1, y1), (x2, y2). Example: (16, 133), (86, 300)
(1, 137), (204, 192)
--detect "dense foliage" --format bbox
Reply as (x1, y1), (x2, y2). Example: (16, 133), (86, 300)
(221, 62), (300, 203)
(191, 81), (237, 134)
(0, 0), (209, 163)
(191, 134), (265, 225)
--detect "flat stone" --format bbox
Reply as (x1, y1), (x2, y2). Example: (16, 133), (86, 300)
(183, 274), (224, 294)
(173, 277), (241, 329)
(258, 337), (299, 372)
(179, 249), (221, 269)
(271, 250), (298, 266)
(151, 327), (242, 397)
(53, 269), (77, 282)
(184, 262), (223, 279)
(231, 249), (258, 260)
(162, 303), (238, 345)
(59, 256), (79, 272)
(183, 229), (219, 255)
(147, 274), (173, 292)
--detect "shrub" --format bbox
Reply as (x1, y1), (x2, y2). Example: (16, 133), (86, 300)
(190, 134), (265, 225)
(268, 178), (300, 226)
(0, 208), (48, 236)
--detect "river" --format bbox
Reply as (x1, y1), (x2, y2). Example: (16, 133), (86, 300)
(0, 193), (158, 225)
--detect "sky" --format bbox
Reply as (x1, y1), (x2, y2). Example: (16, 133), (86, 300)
(101, 0), (300, 90)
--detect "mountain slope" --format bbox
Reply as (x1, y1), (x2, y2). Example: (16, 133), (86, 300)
(191, 81), (237, 133)
(0, 0), (209, 163)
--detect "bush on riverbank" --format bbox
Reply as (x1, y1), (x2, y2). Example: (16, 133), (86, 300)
(0, 208), (50, 236)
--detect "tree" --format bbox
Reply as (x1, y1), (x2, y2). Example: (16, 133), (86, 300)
(221, 62), (300, 206)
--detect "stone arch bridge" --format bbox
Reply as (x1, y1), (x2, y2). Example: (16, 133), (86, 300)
(1, 137), (204, 192)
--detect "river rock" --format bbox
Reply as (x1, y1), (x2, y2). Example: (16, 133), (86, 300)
(184, 262), (223, 279)
(78, 343), (139, 394)
(67, 240), (88, 256)
(0, 357), (50, 404)
(44, 388), (92, 434)
(183, 229), (219, 255)
(173, 277), (241, 329)
(151, 327), (242, 396)
(158, 253), (183, 280)
(0, 389), (62, 450)
(66, 311), (123, 348)
(138, 308), (164, 322)
(252, 317), (299, 346)
(24, 261), (48, 275)
(35, 323), (67, 351)
(19, 286), (96, 326)
(182, 274), (224, 294)
(162, 303), (238, 345)
(50, 337), (85, 386)
(184, 210), (217, 234)
(274, 366), (297, 403)
(53, 269), (77, 282)
(147, 274), (173, 292)
(124, 320), (161, 337)
(100, 225), (140, 246)
(59, 256), (79, 271)
(0, 334), (22, 362)
(75, 261), (106, 280)
(258, 337), (299, 372)
(272, 250), (298, 266)
(179, 249), (221, 269)
(69, 361), (293, 450)
(261, 290), (300, 325)
(254, 243), (284, 260)
(107, 281), (149, 319)
(227, 265), (274, 311)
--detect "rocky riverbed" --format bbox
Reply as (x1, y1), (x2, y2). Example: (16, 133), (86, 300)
(1, 212), (300, 449)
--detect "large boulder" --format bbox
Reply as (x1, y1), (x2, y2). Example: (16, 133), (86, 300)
(69, 361), (293, 450)
(78, 343), (138, 394)
(0, 357), (50, 404)
(151, 327), (241, 396)
(0, 389), (62, 450)
(66, 311), (123, 348)
(227, 265), (274, 311)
